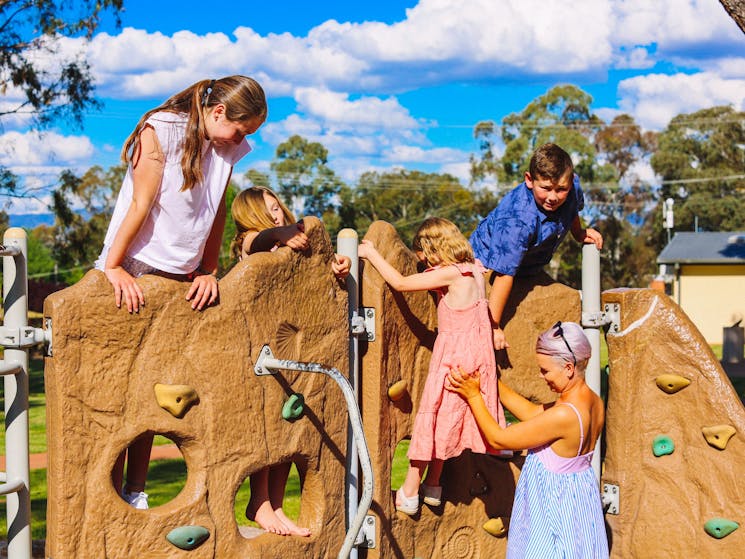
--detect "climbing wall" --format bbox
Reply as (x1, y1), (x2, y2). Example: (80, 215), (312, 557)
(43, 218), (351, 558)
(358, 221), (581, 559)
(602, 288), (744, 557)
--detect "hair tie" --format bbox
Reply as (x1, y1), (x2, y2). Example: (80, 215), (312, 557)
(201, 79), (216, 107)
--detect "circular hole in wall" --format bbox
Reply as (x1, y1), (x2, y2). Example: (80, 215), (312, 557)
(235, 461), (307, 539)
(391, 438), (411, 490)
(112, 433), (187, 509)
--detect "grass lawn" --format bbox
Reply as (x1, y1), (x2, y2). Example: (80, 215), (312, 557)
(0, 339), (742, 540)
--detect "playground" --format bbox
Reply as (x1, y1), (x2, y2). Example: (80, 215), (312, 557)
(2, 219), (744, 558)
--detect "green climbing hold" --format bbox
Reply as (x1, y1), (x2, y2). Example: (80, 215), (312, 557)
(704, 518), (739, 539)
(166, 525), (210, 550)
(652, 435), (674, 457)
(282, 393), (305, 421)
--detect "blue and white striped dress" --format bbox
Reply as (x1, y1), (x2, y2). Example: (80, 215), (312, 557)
(507, 403), (609, 559)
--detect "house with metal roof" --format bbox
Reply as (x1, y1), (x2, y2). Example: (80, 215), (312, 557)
(657, 231), (745, 344)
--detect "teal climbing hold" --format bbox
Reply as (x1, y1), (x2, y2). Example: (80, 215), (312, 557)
(282, 393), (305, 421)
(166, 525), (210, 550)
(704, 518), (739, 539)
(652, 435), (674, 457)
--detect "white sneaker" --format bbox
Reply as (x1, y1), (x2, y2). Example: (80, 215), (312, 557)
(122, 490), (149, 510)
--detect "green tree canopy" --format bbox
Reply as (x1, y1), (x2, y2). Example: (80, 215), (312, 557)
(649, 105), (745, 249)
(0, 1), (123, 198)
(51, 164), (125, 282)
(270, 135), (346, 218)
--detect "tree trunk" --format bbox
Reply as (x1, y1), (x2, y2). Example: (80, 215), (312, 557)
(720, 0), (745, 33)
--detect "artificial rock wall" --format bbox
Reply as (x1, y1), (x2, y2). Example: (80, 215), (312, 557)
(358, 221), (581, 559)
(602, 288), (745, 557)
(43, 217), (350, 559)
(43, 217), (744, 558)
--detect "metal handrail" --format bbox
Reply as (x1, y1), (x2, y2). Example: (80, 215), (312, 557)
(254, 345), (374, 559)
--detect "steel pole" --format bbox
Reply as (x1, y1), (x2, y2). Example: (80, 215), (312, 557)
(337, 229), (360, 558)
(581, 243), (602, 480)
(2, 228), (32, 559)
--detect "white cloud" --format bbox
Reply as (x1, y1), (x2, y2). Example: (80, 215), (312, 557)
(0, 131), (94, 167)
(294, 88), (420, 129)
(0, 0), (739, 104)
(617, 72), (745, 129)
(383, 145), (467, 165)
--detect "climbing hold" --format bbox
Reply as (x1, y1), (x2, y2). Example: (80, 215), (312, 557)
(166, 525), (210, 550)
(469, 471), (488, 496)
(282, 393), (305, 421)
(652, 435), (674, 457)
(387, 380), (408, 401)
(655, 374), (691, 394)
(154, 384), (199, 418)
(701, 425), (736, 450)
(482, 517), (507, 538)
(704, 518), (739, 539)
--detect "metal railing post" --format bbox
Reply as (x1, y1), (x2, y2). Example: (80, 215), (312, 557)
(336, 229), (361, 557)
(254, 346), (373, 559)
(1, 227), (32, 559)
(581, 243), (602, 480)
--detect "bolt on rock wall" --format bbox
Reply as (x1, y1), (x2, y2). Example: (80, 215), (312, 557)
(602, 288), (744, 557)
(43, 217), (350, 559)
(358, 221), (581, 559)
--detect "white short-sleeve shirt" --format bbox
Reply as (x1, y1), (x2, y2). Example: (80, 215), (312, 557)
(96, 112), (251, 274)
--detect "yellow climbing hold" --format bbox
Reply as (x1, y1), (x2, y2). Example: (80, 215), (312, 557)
(483, 517), (507, 538)
(388, 380), (408, 401)
(701, 425), (736, 450)
(154, 383), (199, 418)
(655, 374), (691, 394)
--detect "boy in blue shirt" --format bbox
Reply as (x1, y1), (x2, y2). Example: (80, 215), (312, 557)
(470, 143), (603, 350)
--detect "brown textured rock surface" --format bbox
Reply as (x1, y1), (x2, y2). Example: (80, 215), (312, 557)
(43, 217), (350, 559)
(602, 288), (745, 557)
(358, 221), (581, 559)
(44, 217), (745, 558)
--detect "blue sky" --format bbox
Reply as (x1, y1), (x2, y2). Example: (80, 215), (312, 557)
(2, 0), (744, 217)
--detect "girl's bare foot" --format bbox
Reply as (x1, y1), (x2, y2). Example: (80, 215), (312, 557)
(275, 508), (311, 537)
(246, 499), (290, 536)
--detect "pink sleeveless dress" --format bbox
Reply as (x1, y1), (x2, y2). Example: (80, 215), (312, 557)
(407, 260), (506, 461)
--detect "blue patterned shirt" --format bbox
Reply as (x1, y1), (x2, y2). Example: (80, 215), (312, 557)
(470, 175), (584, 276)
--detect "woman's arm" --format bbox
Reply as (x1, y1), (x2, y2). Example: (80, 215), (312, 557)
(358, 240), (458, 292)
(497, 379), (544, 421)
(447, 368), (572, 450)
(104, 126), (164, 312)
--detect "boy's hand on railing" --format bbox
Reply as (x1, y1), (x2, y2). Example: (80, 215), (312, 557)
(104, 266), (144, 313)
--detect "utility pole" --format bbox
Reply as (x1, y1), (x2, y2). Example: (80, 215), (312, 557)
(662, 198), (674, 244)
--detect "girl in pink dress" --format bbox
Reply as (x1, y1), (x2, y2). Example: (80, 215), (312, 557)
(358, 217), (506, 515)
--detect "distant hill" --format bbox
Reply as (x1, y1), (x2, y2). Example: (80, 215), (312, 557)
(8, 213), (56, 229)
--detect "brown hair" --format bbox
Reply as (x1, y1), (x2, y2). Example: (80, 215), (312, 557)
(230, 186), (295, 260)
(121, 75), (267, 191)
(528, 143), (574, 182)
(412, 217), (474, 266)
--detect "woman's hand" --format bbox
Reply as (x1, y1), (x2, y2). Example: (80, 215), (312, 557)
(186, 273), (219, 310)
(446, 366), (482, 400)
(332, 254), (351, 279)
(104, 267), (145, 313)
